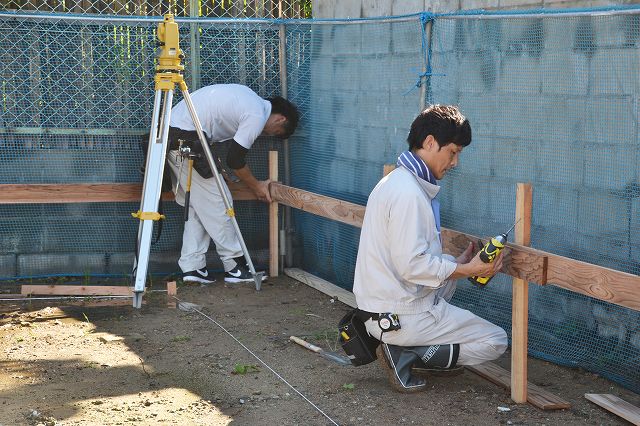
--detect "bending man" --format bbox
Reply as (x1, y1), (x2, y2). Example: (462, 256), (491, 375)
(167, 84), (299, 284)
(353, 105), (508, 393)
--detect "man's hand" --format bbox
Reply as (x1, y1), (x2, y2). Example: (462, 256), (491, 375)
(252, 179), (272, 203)
(455, 241), (475, 265)
(449, 246), (504, 280)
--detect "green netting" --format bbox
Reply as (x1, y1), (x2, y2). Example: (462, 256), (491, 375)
(1, 6), (639, 395)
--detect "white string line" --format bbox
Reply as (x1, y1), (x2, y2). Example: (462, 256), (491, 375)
(174, 296), (340, 426)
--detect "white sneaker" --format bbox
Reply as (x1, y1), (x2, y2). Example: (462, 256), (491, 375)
(182, 268), (215, 284)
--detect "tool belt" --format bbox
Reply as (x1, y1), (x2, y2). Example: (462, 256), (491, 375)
(337, 309), (381, 366)
(168, 127), (215, 179)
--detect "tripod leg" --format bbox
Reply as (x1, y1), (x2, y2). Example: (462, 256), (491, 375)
(132, 89), (174, 307)
(180, 87), (264, 291)
(184, 158), (193, 222)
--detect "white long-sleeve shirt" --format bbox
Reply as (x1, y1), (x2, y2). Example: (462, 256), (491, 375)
(353, 167), (457, 314)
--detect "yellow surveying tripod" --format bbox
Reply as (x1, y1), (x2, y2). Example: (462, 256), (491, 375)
(132, 14), (264, 308)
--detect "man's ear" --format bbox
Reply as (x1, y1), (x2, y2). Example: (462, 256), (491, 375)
(274, 114), (287, 125)
(423, 135), (436, 151)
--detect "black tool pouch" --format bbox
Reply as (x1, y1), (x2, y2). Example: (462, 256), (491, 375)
(338, 309), (379, 366)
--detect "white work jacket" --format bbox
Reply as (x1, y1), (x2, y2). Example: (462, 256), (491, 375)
(353, 167), (457, 314)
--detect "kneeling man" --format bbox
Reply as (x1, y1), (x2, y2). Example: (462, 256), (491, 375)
(353, 105), (508, 393)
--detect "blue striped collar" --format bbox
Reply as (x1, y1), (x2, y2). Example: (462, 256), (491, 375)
(396, 151), (436, 185)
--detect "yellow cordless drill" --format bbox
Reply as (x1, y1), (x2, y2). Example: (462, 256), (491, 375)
(468, 220), (519, 287)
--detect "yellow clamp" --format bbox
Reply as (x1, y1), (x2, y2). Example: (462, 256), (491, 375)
(226, 208), (235, 217)
(131, 211), (166, 221)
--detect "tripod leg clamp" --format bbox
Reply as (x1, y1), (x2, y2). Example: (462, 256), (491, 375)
(132, 211), (166, 221)
(226, 208), (235, 217)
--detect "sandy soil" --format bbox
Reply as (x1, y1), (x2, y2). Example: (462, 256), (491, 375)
(1, 274), (639, 426)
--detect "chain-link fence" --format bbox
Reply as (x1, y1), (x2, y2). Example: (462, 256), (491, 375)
(1, 0), (311, 17)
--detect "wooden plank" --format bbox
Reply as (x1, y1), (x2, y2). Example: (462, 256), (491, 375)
(284, 268), (356, 308)
(269, 151), (279, 277)
(545, 253), (640, 311)
(0, 182), (257, 204)
(585, 394), (640, 425)
(270, 183), (365, 228)
(269, 183), (640, 311)
(21, 285), (134, 296)
(512, 183), (532, 403)
(468, 363), (570, 410)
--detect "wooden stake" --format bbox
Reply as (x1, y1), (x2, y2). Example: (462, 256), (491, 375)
(166, 281), (177, 309)
(383, 164), (396, 177)
(269, 151), (279, 277)
(511, 183), (532, 403)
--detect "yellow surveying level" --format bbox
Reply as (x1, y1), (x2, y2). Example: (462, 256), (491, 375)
(131, 14), (264, 308)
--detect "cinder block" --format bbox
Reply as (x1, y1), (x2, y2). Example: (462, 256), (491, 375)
(497, 56), (542, 94)
(590, 48), (640, 95)
(359, 124), (390, 162)
(577, 190), (630, 237)
(459, 0), (499, 10)
(330, 159), (358, 194)
(580, 97), (636, 148)
(388, 53), (423, 96)
(391, 19), (423, 54)
(330, 89), (361, 126)
(0, 255), (17, 279)
(631, 199), (640, 263)
(584, 144), (638, 191)
(493, 96), (544, 140)
(430, 53), (459, 104)
(457, 52), (500, 95)
(334, 125), (360, 160)
(540, 52), (589, 96)
(425, 0), (457, 13)
(391, 0), (424, 16)
(533, 186), (579, 234)
(332, 25), (362, 55)
(107, 252), (136, 275)
(18, 253), (107, 276)
(332, 58), (362, 92)
(360, 56), (391, 92)
(362, 0), (392, 18)
(362, 22), (391, 55)
(457, 93), (496, 137)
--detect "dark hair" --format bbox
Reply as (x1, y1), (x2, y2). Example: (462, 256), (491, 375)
(268, 96), (299, 139)
(407, 105), (471, 150)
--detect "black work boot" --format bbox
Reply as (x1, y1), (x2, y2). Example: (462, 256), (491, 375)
(411, 343), (463, 378)
(376, 343), (428, 393)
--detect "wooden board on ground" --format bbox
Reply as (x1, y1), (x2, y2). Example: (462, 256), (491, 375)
(283, 268), (356, 308)
(21, 285), (134, 296)
(467, 362), (570, 410)
(585, 393), (640, 425)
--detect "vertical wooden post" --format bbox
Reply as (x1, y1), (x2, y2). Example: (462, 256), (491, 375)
(166, 281), (177, 308)
(383, 164), (396, 177)
(269, 151), (279, 277)
(511, 183), (532, 403)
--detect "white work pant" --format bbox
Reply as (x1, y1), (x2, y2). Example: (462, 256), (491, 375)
(365, 279), (508, 366)
(166, 150), (243, 272)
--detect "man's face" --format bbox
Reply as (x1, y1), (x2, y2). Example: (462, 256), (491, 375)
(417, 135), (463, 180)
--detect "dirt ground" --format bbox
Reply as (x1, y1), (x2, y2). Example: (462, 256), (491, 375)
(1, 274), (639, 426)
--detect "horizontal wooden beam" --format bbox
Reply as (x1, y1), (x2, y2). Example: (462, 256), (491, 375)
(270, 183), (640, 311)
(0, 182), (257, 204)
(21, 285), (134, 296)
(270, 182), (365, 228)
